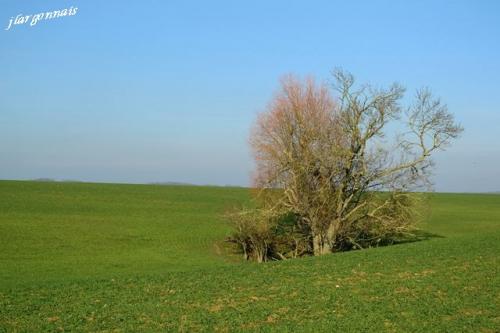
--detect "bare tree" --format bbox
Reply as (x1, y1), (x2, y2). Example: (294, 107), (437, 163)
(228, 70), (463, 260)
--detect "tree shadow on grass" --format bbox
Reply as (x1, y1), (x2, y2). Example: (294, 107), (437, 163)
(388, 229), (445, 247)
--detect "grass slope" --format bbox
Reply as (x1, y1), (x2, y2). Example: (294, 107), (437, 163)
(0, 180), (499, 332)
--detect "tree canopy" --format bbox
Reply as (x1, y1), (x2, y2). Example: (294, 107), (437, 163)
(228, 70), (463, 262)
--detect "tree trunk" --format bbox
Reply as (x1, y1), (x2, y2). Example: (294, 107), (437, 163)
(254, 246), (266, 263)
(242, 245), (248, 261)
(312, 221), (338, 256)
(326, 221), (337, 250)
(312, 233), (322, 256)
(312, 232), (332, 256)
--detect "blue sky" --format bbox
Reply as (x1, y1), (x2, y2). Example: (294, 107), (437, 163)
(1, 1), (499, 192)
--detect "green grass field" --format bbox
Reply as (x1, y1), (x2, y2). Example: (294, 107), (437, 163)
(1, 180), (499, 332)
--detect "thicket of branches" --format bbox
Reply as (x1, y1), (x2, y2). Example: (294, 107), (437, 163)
(228, 70), (463, 262)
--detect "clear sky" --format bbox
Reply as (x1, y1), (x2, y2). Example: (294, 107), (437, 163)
(1, 1), (499, 192)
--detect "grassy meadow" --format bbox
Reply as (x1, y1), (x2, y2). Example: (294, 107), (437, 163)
(0, 180), (499, 332)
